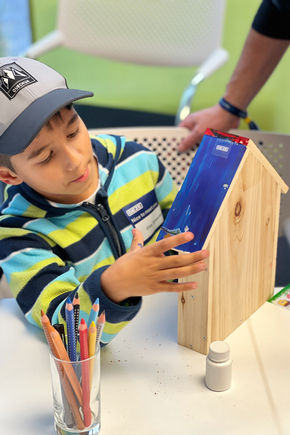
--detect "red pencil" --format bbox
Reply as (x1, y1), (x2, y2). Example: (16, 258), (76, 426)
(79, 318), (91, 427)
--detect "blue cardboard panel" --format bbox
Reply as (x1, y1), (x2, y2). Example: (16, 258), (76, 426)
(157, 130), (247, 252)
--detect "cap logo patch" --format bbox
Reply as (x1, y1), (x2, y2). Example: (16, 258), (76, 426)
(0, 62), (37, 100)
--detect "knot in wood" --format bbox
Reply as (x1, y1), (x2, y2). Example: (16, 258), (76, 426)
(235, 201), (242, 217)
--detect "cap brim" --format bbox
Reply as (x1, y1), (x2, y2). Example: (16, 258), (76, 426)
(0, 88), (93, 156)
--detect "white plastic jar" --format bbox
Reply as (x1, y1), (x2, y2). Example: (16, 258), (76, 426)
(205, 341), (232, 392)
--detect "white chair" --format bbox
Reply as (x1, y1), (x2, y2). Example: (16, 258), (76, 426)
(0, 127), (194, 204)
(90, 126), (290, 286)
(1, 127), (289, 227)
(0, 128), (194, 204)
(1, 127), (289, 295)
(102, 126), (290, 285)
(89, 126), (195, 187)
(0, 126), (195, 298)
(89, 127), (290, 234)
(22, 0), (229, 124)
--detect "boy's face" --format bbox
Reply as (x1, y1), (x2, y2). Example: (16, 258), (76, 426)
(4, 107), (99, 204)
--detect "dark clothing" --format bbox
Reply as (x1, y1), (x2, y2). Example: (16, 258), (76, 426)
(252, 0), (290, 39)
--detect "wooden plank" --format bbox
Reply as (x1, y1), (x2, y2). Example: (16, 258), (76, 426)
(209, 150), (280, 340)
(178, 264), (210, 355)
(213, 151), (260, 337)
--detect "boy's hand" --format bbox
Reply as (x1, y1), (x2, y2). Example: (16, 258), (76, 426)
(101, 229), (209, 303)
(129, 228), (144, 251)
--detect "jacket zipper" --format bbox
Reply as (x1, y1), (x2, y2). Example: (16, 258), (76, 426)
(83, 201), (122, 257)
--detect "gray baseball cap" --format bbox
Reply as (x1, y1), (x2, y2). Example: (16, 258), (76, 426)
(0, 57), (93, 156)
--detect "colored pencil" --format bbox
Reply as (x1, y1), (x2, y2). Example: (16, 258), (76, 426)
(88, 297), (99, 329)
(88, 320), (97, 388)
(96, 310), (105, 348)
(57, 369), (84, 430)
(73, 292), (80, 343)
(41, 311), (82, 403)
(65, 297), (77, 361)
(41, 309), (57, 350)
(41, 311), (84, 430)
(50, 330), (85, 430)
(53, 323), (67, 350)
(79, 318), (92, 427)
(52, 323), (73, 426)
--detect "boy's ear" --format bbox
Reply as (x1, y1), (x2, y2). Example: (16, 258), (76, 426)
(0, 167), (23, 185)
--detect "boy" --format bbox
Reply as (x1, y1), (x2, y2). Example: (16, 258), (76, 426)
(0, 57), (209, 345)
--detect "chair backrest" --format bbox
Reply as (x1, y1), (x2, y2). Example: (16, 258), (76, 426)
(24, 1), (228, 124)
(0, 128), (194, 205)
(1, 128), (288, 231)
(89, 126), (195, 187)
(25, 0), (227, 67)
(90, 127), (290, 237)
(230, 129), (290, 237)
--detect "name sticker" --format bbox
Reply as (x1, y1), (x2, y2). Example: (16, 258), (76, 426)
(123, 190), (163, 242)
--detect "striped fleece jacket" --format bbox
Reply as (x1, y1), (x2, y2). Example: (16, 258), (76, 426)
(0, 134), (177, 345)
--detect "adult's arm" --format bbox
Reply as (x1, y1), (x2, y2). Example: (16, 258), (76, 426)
(222, 28), (289, 111)
(178, 4), (290, 151)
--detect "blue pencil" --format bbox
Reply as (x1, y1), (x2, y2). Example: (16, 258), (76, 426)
(73, 292), (80, 344)
(88, 297), (99, 327)
(65, 297), (77, 361)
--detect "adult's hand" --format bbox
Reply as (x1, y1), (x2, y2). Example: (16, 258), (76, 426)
(178, 104), (240, 152)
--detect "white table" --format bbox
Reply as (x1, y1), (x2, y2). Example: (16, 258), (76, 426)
(1, 292), (290, 435)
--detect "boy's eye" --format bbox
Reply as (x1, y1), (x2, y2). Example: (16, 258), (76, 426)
(40, 151), (54, 165)
(67, 128), (79, 139)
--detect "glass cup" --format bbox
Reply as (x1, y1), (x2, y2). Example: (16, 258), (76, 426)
(49, 347), (101, 435)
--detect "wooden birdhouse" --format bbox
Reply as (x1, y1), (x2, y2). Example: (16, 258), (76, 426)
(158, 129), (289, 355)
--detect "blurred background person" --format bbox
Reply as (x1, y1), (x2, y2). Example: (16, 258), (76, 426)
(178, 0), (290, 152)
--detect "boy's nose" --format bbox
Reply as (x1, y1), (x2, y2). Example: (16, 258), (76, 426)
(62, 146), (81, 171)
